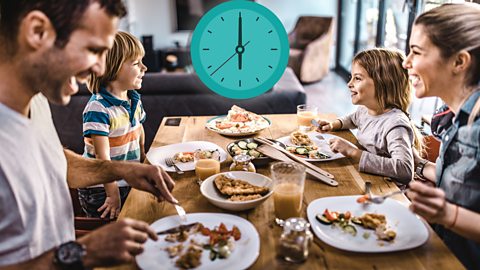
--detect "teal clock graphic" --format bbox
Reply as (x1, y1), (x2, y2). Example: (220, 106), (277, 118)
(191, 0), (289, 99)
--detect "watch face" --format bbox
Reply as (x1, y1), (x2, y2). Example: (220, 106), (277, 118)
(191, 0), (289, 99)
(57, 241), (84, 264)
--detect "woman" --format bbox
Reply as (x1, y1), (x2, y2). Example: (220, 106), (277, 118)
(402, 3), (480, 269)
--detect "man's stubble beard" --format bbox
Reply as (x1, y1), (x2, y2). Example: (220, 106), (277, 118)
(22, 48), (71, 106)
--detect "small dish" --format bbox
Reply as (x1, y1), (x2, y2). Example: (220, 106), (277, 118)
(200, 171), (273, 211)
(226, 138), (285, 166)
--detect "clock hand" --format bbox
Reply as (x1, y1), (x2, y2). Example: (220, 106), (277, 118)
(237, 12), (243, 70)
(210, 41), (250, 77)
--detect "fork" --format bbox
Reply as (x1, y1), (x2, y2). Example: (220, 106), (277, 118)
(174, 204), (187, 223)
(368, 189), (408, 204)
(165, 157), (184, 174)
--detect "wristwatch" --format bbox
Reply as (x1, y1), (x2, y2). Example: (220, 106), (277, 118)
(53, 241), (86, 270)
(415, 159), (429, 178)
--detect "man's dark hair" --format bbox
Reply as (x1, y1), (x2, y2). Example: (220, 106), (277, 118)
(0, 0), (127, 54)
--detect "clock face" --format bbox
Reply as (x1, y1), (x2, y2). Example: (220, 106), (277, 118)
(191, 0), (289, 99)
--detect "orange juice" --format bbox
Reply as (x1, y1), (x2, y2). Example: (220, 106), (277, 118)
(195, 159), (220, 181)
(297, 111), (316, 127)
(274, 182), (303, 220)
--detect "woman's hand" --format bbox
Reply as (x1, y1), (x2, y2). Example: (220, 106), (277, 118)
(407, 181), (456, 226)
(328, 138), (361, 162)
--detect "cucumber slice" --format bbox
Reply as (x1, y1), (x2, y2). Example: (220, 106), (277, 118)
(246, 142), (258, 149)
(296, 147), (308, 155)
(248, 149), (261, 158)
(343, 224), (357, 236)
(237, 141), (248, 149)
(315, 214), (332, 225)
(351, 217), (362, 225)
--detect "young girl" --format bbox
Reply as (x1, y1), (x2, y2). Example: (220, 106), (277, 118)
(317, 48), (423, 184)
(79, 31), (148, 218)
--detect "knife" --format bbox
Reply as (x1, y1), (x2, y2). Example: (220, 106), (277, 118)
(156, 222), (199, 235)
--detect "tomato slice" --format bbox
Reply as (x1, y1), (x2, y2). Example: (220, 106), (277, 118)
(323, 209), (338, 221)
(231, 226), (241, 240)
(356, 195), (369, 204)
(344, 211), (351, 220)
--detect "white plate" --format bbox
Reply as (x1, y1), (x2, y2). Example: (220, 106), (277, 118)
(205, 115), (271, 137)
(306, 195), (429, 253)
(136, 213), (260, 270)
(276, 132), (355, 161)
(200, 171), (274, 211)
(146, 141), (228, 172)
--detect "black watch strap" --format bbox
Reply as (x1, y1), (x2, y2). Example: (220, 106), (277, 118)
(415, 159), (428, 178)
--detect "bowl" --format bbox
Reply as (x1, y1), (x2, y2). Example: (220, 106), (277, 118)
(200, 171), (274, 211)
(226, 138), (285, 166)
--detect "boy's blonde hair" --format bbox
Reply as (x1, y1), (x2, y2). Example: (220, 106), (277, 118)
(88, 31), (145, 92)
(353, 48), (424, 154)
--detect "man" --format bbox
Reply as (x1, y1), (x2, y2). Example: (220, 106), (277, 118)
(0, 1), (177, 268)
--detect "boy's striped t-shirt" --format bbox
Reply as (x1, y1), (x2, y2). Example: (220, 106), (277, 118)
(82, 88), (146, 186)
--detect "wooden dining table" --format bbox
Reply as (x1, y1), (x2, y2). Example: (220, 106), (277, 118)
(100, 114), (464, 270)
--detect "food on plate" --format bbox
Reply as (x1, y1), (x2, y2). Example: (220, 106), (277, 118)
(173, 152), (194, 163)
(166, 244), (184, 258)
(206, 105), (270, 134)
(285, 145), (330, 159)
(356, 213), (396, 241)
(356, 194), (370, 204)
(214, 174), (269, 199)
(194, 149), (220, 160)
(201, 223), (241, 260)
(316, 209), (397, 242)
(229, 194), (263, 201)
(290, 131), (314, 146)
(162, 222), (242, 269)
(357, 213), (386, 229)
(175, 245), (203, 269)
(173, 149), (219, 163)
(316, 209), (356, 236)
(228, 140), (262, 159)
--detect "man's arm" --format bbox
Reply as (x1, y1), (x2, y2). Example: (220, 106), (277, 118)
(0, 218), (158, 270)
(64, 149), (177, 204)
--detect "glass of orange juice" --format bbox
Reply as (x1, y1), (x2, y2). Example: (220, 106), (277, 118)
(297, 104), (317, 132)
(194, 149), (221, 185)
(271, 162), (306, 223)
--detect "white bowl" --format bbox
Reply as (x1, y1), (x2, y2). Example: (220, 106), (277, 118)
(200, 171), (273, 211)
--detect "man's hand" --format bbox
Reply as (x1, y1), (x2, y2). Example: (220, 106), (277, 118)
(78, 218), (158, 267)
(117, 162), (177, 204)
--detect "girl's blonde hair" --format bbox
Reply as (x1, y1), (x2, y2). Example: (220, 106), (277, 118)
(353, 48), (424, 153)
(88, 31), (145, 92)
(415, 3), (480, 125)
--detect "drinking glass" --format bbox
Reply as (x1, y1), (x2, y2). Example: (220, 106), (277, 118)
(271, 162), (306, 222)
(297, 104), (318, 132)
(194, 149), (220, 185)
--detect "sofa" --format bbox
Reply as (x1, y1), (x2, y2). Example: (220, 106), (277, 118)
(49, 67), (306, 154)
(288, 16), (334, 84)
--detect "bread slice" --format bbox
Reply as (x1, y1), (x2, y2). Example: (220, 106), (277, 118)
(228, 194), (263, 201)
(214, 174), (269, 196)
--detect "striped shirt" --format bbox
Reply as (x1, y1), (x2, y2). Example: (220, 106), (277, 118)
(82, 87), (146, 187)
